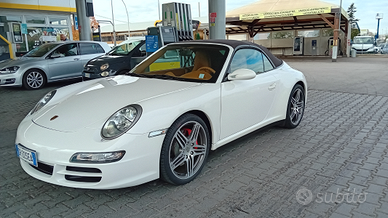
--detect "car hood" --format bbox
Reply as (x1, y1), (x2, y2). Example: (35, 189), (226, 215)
(33, 75), (199, 132)
(0, 57), (43, 68)
(87, 55), (127, 66)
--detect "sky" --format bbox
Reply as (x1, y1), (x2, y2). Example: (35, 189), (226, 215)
(92, 0), (388, 35)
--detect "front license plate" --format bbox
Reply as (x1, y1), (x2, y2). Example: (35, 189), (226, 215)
(84, 73), (90, 78)
(15, 144), (38, 167)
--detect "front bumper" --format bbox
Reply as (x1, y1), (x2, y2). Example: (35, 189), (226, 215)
(0, 73), (22, 86)
(82, 71), (103, 80)
(352, 48), (378, 54)
(16, 119), (164, 189)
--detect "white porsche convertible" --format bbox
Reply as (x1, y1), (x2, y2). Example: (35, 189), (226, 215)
(15, 40), (307, 189)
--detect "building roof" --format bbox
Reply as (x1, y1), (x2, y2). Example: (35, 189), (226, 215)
(226, 0), (338, 17)
(225, 0), (349, 36)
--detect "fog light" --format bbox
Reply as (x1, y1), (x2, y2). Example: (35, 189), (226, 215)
(70, 151), (125, 163)
(101, 71), (109, 77)
(5, 78), (16, 84)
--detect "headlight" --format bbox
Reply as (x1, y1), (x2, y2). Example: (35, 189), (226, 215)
(100, 63), (109, 71)
(0, 66), (19, 74)
(30, 90), (56, 115)
(101, 71), (109, 77)
(101, 105), (142, 139)
(70, 151), (126, 163)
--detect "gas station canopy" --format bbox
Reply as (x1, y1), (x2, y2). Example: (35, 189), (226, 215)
(225, 0), (349, 37)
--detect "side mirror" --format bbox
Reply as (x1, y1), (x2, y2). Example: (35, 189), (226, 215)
(50, 53), (62, 59)
(228, 69), (256, 81)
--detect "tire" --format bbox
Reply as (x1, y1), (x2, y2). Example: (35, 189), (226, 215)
(23, 69), (46, 90)
(283, 84), (305, 129)
(160, 114), (210, 185)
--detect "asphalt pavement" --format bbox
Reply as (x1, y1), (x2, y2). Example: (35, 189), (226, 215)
(1, 55), (388, 217)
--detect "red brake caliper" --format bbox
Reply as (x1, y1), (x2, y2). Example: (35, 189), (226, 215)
(182, 128), (198, 149)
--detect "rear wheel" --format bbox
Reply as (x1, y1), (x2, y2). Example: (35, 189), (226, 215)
(23, 69), (46, 89)
(284, 84), (305, 128)
(160, 114), (210, 185)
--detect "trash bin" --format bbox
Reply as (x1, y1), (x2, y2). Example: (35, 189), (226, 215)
(351, 49), (357, 58)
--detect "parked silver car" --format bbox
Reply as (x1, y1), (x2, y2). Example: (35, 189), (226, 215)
(380, 43), (388, 54)
(0, 41), (110, 89)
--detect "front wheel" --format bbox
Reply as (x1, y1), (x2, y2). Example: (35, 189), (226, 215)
(160, 114), (210, 185)
(23, 69), (46, 89)
(284, 84), (305, 128)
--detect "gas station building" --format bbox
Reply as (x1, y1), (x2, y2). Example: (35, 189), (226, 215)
(0, 0), (76, 60)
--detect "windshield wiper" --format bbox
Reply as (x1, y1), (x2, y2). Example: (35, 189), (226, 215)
(148, 74), (177, 80)
(126, 72), (150, 78)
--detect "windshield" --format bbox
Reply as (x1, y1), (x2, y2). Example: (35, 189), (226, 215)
(353, 37), (374, 44)
(128, 44), (229, 83)
(108, 41), (141, 56)
(24, 43), (59, 57)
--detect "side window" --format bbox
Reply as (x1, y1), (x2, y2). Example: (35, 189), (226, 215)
(79, 43), (104, 55)
(96, 44), (105, 53)
(133, 43), (147, 57)
(230, 49), (264, 74)
(139, 43), (146, 57)
(52, 43), (78, 57)
(263, 55), (274, 71)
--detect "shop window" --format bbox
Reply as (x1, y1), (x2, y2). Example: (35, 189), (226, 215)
(49, 18), (68, 26)
(26, 16), (45, 24)
(254, 33), (271, 40)
(3, 16), (22, 22)
(272, 31), (294, 39)
(102, 36), (111, 41)
(26, 27), (69, 50)
(322, 29), (334, 37)
(298, 30), (320, 37)
(228, 34), (247, 41)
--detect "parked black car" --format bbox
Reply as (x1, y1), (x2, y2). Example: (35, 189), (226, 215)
(82, 38), (146, 80)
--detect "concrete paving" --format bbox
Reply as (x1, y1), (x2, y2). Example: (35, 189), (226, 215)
(1, 55), (388, 217)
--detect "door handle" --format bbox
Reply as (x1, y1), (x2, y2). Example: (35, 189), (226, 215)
(268, 83), (276, 91)
(74, 58), (80, 61)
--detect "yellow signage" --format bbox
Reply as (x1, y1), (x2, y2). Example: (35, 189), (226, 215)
(239, 7), (331, 20)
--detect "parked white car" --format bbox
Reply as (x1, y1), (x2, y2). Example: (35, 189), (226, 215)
(351, 36), (379, 54)
(0, 41), (110, 89)
(15, 40), (307, 189)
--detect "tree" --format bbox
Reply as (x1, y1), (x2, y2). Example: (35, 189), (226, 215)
(347, 3), (360, 40)
(347, 3), (359, 25)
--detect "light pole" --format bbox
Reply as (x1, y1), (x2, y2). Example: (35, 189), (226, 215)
(375, 13), (383, 40)
(158, 0), (161, 20)
(332, 0), (342, 62)
(121, 0), (131, 39)
(98, 20), (115, 46)
(111, 0), (131, 45)
(111, 0), (116, 46)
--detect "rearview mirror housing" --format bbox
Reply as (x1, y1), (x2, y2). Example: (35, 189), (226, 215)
(50, 53), (62, 59)
(228, 69), (256, 81)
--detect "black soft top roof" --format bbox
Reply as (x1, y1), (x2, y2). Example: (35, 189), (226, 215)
(185, 39), (283, 68)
